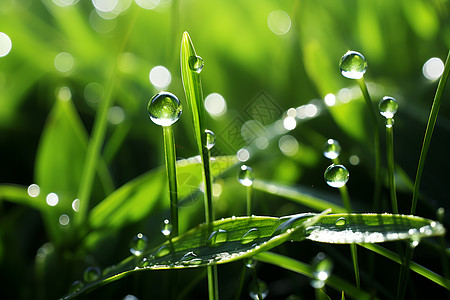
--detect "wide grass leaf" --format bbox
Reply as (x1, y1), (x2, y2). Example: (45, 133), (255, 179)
(60, 211), (330, 299)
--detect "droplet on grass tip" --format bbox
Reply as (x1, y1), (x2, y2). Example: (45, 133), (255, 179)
(147, 92), (182, 126)
(206, 229), (228, 247)
(83, 266), (101, 282)
(249, 279), (269, 300)
(238, 165), (255, 187)
(340, 51), (367, 79)
(378, 96), (398, 119)
(324, 164), (349, 188)
(188, 55), (204, 73)
(160, 219), (172, 237)
(129, 233), (148, 256)
(323, 139), (341, 159)
(204, 129), (216, 150)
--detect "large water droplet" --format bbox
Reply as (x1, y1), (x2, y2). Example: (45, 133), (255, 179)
(334, 217), (346, 227)
(273, 214), (315, 236)
(324, 164), (349, 188)
(83, 266), (101, 282)
(238, 165), (255, 187)
(241, 228), (261, 244)
(69, 280), (84, 294)
(161, 219), (173, 237)
(206, 229), (228, 247)
(245, 257), (257, 269)
(188, 55), (204, 73)
(205, 129), (216, 150)
(310, 252), (333, 288)
(249, 279), (269, 300)
(378, 96), (398, 119)
(147, 92), (182, 126)
(323, 139), (341, 160)
(340, 51), (367, 79)
(130, 233), (148, 256)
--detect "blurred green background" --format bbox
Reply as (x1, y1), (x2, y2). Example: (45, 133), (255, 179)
(1, 0), (450, 299)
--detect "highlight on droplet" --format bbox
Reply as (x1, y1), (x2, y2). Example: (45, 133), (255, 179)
(54, 52), (74, 73)
(205, 93), (227, 117)
(0, 32), (12, 57)
(422, 57), (444, 80)
(149, 65), (171, 89)
(46, 193), (59, 206)
(268, 10), (291, 35)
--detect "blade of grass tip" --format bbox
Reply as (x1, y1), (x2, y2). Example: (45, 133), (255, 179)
(75, 11), (139, 227)
(181, 31), (217, 300)
(411, 49), (450, 215)
(357, 76), (382, 211)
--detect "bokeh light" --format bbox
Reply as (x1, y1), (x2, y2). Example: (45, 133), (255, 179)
(54, 52), (74, 73)
(0, 32), (12, 57)
(268, 10), (291, 35)
(423, 57), (444, 80)
(46, 193), (59, 206)
(27, 184), (40, 197)
(205, 93), (227, 117)
(149, 65), (171, 89)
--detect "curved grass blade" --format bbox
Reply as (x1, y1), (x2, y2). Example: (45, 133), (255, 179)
(305, 213), (445, 244)
(59, 210), (330, 299)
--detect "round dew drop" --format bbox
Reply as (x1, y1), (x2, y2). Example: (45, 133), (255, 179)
(238, 165), (255, 187)
(83, 266), (101, 282)
(160, 219), (173, 237)
(311, 252), (333, 287)
(334, 217), (346, 227)
(245, 257), (257, 269)
(339, 51), (367, 79)
(206, 229), (228, 247)
(204, 129), (216, 150)
(188, 55), (204, 73)
(241, 228), (261, 244)
(249, 279), (269, 300)
(324, 164), (349, 188)
(378, 96), (398, 119)
(129, 233), (148, 256)
(323, 139), (341, 160)
(147, 92), (182, 126)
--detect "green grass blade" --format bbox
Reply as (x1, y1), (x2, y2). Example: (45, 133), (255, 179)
(59, 211), (330, 299)
(254, 251), (377, 300)
(306, 213), (445, 244)
(411, 49), (450, 215)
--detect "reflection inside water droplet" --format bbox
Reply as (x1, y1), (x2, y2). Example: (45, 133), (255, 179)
(324, 164), (349, 188)
(339, 51), (367, 79)
(310, 252), (333, 288)
(161, 219), (172, 237)
(378, 96), (398, 119)
(241, 228), (261, 244)
(129, 233), (148, 256)
(204, 129), (216, 150)
(334, 217), (346, 227)
(323, 139), (341, 160)
(206, 229), (228, 247)
(245, 257), (257, 268)
(188, 55), (204, 73)
(249, 279), (269, 300)
(83, 266), (101, 282)
(238, 165), (255, 187)
(147, 92), (182, 126)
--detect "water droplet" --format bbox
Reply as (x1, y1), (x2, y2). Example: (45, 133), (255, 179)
(69, 280), (84, 294)
(339, 51), (367, 79)
(273, 214), (314, 236)
(410, 233), (421, 248)
(206, 229), (228, 247)
(245, 257), (257, 268)
(102, 265), (116, 275)
(378, 96), (398, 119)
(323, 139), (341, 160)
(205, 129), (216, 150)
(249, 279), (269, 300)
(324, 164), (349, 188)
(238, 165), (255, 187)
(161, 219), (173, 237)
(188, 55), (204, 73)
(156, 245), (170, 258)
(83, 266), (101, 282)
(241, 228), (261, 244)
(129, 233), (148, 256)
(334, 217), (346, 227)
(147, 92), (182, 126)
(138, 257), (150, 268)
(310, 252), (333, 288)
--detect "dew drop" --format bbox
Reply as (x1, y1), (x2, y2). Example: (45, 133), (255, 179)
(324, 164), (349, 188)
(310, 252), (333, 288)
(147, 92), (182, 126)
(206, 229), (228, 247)
(410, 234), (421, 248)
(340, 51), (367, 79)
(204, 129), (216, 150)
(160, 219), (173, 237)
(188, 55), (204, 73)
(334, 217), (346, 227)
(249, 279), (269, 300)
(238, 165), (255, 187)
(138, 257), (150, 268)
(129, 233), (148, 256)
(69, 280), (84, 294)
(156, 245), (170, 258)
(102, 265), (116, 275)
(378, 96), (398, 119)
(245, 257), (257, 269)
(273, 214), (314, 236)
(83, 266), (101, 282)
(323, 139), (341, 160)
(180, 251), (197, 263)
(241, 228), (261, 244)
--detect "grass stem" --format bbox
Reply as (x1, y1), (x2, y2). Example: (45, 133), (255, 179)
(163, 125), (179, 237)
(411, 49), (450, 215)
(357, 77), (382, 211)
(386, 118), (398, 214)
